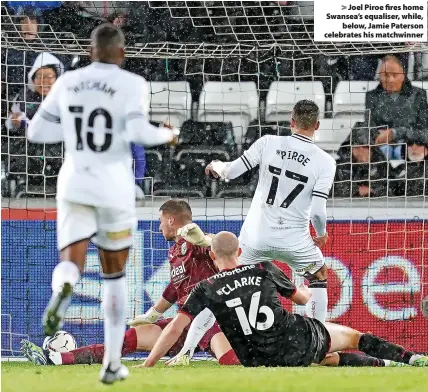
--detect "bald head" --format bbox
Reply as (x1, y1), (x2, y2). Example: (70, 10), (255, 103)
(90, 23), (125, 65)
(211, 232), (239, 259)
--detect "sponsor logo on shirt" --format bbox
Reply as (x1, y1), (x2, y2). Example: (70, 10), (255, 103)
(171, 262), (186, 278)
(105, 229), (132, 241)
(295, 262), (317, 274)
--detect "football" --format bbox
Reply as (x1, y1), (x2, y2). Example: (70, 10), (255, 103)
(43, 331), (77, 353)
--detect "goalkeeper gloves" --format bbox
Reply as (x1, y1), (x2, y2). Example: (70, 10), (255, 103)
(127, 307), (162, 327)
(177, 223), (213, 247)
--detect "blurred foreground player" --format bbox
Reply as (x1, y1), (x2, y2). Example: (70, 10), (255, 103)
(206, 100), (336, 324)
(143, 232), (428, 368)
(21, 200), (239, 366)
(27, 23), (179, 383)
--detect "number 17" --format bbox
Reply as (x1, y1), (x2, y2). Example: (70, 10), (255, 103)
(266, 166), (308, 208)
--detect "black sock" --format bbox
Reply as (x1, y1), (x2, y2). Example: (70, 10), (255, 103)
(338, 352), (385, 367)
(358, 334), (414, 364)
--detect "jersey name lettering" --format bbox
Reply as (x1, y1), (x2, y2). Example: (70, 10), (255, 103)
(67, 81), (116, 97)
(216, 276), (262, 296)
(276, 149), (310, 166)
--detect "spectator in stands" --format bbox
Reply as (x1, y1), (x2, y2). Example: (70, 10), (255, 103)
(5, 52), (64, 196)
(366, 55), (428, 157)
(132, 143), (146, 200)
(390, 131), (428, 197)
(334, 128), (389, 198)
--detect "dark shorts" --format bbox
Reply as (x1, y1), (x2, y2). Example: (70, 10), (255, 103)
(155, 318), (222, 357)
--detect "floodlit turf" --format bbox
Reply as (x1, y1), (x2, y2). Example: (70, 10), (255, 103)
(2, 361), (428, 392)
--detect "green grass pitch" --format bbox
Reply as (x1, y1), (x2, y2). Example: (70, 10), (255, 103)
(2, 361), (427, 392)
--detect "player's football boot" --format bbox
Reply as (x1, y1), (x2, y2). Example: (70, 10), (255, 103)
(99, 363), (129, 384)
(20, 340), (49, 365)
(165, 353), (191, 367)
(43, 282), (73, 336)
(412, 355), (428, 367)
(387, 361), (410, 367)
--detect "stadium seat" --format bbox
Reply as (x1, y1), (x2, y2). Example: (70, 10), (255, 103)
(149, 81), (192, 127)
(265, 81), (325, 122)
(411, 81), (428, 97)
(243, 120), (291, 151)
(316, 118), (357, 152)
(198, 82), (259, 144)
(333, 81), (379, 119)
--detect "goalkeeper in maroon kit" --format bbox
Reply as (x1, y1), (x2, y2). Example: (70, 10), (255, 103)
(21, 200), (240, 366)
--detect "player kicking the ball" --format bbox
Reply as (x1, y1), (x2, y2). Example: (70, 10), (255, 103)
(21, 200), (240, 367)
(143, 232), (428, 368)
(206, 99), (335, 324)
(27, 24), (179, 384)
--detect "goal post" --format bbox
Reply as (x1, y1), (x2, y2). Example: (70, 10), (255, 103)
(1, 2), (427, 358)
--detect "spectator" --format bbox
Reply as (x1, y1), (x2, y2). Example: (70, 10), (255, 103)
(5, 52), (64, 196)
(390, 131), (428, 197)
(365, 55), (428, 157)
(132, 143), (146, 200)
(334, 128), (389, 198)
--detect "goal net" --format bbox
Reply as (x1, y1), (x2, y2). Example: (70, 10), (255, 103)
(1, 1), (427, 358)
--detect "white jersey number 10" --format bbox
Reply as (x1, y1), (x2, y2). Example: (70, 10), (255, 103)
(226, 291), (274, 335)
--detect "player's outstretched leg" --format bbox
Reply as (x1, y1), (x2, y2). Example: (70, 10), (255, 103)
(304, 265), (328, 323)
(43, 240), (88, 336)
(325, 322), (428, 367)
(320, 352), (409, 367)
(98, 247), (130, 384)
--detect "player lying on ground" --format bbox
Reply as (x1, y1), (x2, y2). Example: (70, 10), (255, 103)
(21, 200), (240, 366)
(27, 23), (180, 384)
(143, 232), (428, 368)
(165, 223), (403, 368)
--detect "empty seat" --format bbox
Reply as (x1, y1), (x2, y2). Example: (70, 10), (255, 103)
(198, 82), (259, 144)
(333, 81), (379, 119)
(149, 81), (192, 127)
(316, 118), (357, 152)
(243, 120), (291, 151)
(265, 81), (325, 122)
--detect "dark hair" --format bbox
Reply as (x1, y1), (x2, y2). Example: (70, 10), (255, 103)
(32, 64), (59, 81)
(159, 200), (192, 222)
(91, 23), (125, 49)
(292, 100), (320, 130)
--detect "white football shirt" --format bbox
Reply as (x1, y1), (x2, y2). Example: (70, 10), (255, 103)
(238, 133), (336, 249)
(27, 62), (174, 209)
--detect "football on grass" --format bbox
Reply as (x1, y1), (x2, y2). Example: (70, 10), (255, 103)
(43, 331), (77, 353)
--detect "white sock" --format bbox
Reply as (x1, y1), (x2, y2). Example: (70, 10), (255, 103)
(305, 287), (328, 323)
(178, 308), (215, 357)
(409, 354), (422, 365)
(383, 359), (391, 367)
(51, 260), (81, 293)
(103, 275), (127, 369)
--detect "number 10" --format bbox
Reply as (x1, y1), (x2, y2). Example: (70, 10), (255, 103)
(266, 166), (308, 208)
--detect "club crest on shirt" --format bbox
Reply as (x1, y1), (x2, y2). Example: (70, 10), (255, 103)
(181, 242), (188, 255)
(277, 217), (285, 225)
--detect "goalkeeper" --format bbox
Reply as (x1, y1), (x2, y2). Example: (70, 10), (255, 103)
(21, 200), (240, 366)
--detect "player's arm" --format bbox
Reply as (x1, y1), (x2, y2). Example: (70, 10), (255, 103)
(311, 157), (336, 248)
(27, 76), (64, 144)
(126, 77), (179, 147)
(127, 282), (177, 326)
(205, 135), (268, 180)
(143, 283), (209, 367)
(264, 263), (311, 305)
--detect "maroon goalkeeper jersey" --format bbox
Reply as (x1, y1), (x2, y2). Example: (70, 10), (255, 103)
(162, 237), (218, 306)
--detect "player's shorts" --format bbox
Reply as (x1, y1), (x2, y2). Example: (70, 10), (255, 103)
(239, 238), (324, 276)
(57, 200), (137, 251)
(155, 318), (222, 357)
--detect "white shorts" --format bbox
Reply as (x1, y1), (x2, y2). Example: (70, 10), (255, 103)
(238, 238), (324, 277)
(57, 200), (137, 251)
